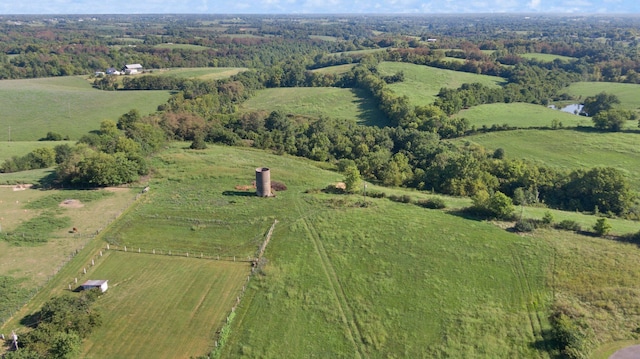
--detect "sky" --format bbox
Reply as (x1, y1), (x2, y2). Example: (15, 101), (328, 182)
(0, 0), (638, 15)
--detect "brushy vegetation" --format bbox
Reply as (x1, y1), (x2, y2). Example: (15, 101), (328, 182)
(0, 276), (30, 324)
(23, 190), (114, 210)
(2, 212), (71, 245)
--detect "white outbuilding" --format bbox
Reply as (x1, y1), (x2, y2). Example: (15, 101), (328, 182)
(81, 279), (109, 292)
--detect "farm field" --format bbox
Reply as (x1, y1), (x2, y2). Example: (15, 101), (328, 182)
(451, 129), (640, 190)
(454, 102), (590, 128)
(521, 53), (576, 62)
(240, 87), (389, 127)
(150, 67), (248, 80)
(311, 64), (356, 74)
(565, 82), (640, 112)
(0, 141), (74, 163)
(153, 43), (212, 50)
(378, 62), (506, 107)
(81, 252), (248, 359)
(0, 76), (170, 141)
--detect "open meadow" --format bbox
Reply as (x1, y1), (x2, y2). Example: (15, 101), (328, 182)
(521, 53), (577, 63)
(565, 82), (640, 112)
(0, 76), (170, 141)
(378, 61), (506, 107)
(240, 87), (389, 127)
(452, 129), (640, 191)
(454, 102), (590, 129)
(149, 67), (248, 80)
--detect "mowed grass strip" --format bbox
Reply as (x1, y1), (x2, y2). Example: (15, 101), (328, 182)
(0, 76), (170, 141)
(378, 61), (506, 107)
(82, 251), (249, 359)
(452, 129), (640, 190)
(454, 102), (591, 128)
(240, 87), (389, 126)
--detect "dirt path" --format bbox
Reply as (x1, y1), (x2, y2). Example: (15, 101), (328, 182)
(610, 345), (640, 359)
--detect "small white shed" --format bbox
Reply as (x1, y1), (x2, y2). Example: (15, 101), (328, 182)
(81, 279), (109, 292)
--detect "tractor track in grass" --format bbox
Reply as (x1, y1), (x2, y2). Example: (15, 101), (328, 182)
(511, 247), (545, 349)
(296, 201), (365, 359)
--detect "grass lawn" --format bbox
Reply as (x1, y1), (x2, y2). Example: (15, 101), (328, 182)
(451, 129), (640, 190)
(565, 82), (640, 111)
(82, 252), (249, 359)
(378, 62), (506, 107)
(0, 76), (170, 141)
(455, 103), (591, 129)
(240, 87), (389, 127)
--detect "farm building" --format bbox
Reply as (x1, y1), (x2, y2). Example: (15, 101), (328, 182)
(123, 64), (143, 75)
(106, 67), (121, 75)
(82, 279), (109, 292)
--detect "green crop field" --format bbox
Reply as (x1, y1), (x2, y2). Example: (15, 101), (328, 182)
(81, 252), (248, 359)
(0, 76), (171, 141)
(378, 62), (506, 107)
(521, 53), (576, 62)
(240, 87), (389, 127)
(454, 102), (591, 128)
(451, 129), (640, 190)
(150, 67), (248, 80)
(565, 82), (640, 111)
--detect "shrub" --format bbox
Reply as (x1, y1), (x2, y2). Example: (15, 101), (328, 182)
(542, 211), (554, 226)
(592, 217), (611, 237)
(514, 219), (536, 232)
(555, 220), (581, 232)
(271, 181), (287, 191)
(365, 190), (386, 198)
(416, 197), (446, 209)
(388, 194), (412, 203)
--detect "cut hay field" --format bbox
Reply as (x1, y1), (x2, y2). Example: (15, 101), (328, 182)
(378, 62), (506, 107)
(311, 64), (356, 75)
(454, 102), (591, 129)
(82, 252), (248, 359)
(151, 67), (248, 80)
(240, 87), (389, 127)
(565, 82), (640, 111)
(451, 129), (640, 190)
(0, 76), (170, 141)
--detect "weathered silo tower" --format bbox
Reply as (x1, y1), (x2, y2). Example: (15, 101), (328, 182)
(255, 167), (271, 197)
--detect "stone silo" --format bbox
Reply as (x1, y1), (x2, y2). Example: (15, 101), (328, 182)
(255, 167), (271, 197)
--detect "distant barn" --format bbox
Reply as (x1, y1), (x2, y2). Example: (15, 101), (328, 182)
(81, 279), (109, 292)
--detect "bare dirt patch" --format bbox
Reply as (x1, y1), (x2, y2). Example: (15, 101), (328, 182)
(59, 199), (84, 208)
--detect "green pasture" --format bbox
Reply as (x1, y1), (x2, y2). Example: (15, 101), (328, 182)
(310, 35), (339, 42)
(452, 129), (640, 190)
(378, 62), (506, 107)
(153, 43), (212, 51)
(565, 82), (640, 111)
(521, 53), (576, 62)
(0, 141), (74, 162)
(150, 67), (248, 80)
(311, 64), (356, 75)
(454, 102), (591, 128)
(82, 252), (248, 359)
(240, 87), (389, 127)
(0, 76), (170, 141)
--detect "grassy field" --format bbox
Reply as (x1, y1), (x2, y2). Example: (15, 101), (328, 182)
(311, 64), (356, 75)
(240, 87), (389, 127)
(378, 62), (506, 107)
(565, 82), (640, 111)
(150, 67), (248, 80)
(81, 252), (248, 359)
(3, 143), (640, 357)
(153, 43), (212, 50)
(454, 102), (591, 129)
(0, 141), (74, 162)
(521, 53), (576, 62)
(0, 76), (170, 141)
(451, 129), (640, 190)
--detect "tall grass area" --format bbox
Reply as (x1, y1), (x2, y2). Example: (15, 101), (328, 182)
(0, 76), (170, 141)
(240, 87), (389, 127)
(565, 82), (640, 112)
(378, 62), (506, 107)
(455, 103), (590, 129)
(452, 129), (640, 190)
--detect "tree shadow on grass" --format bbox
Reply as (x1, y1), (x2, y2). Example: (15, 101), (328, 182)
(222, 190), (256, 197)
(351, 88), (391, 127)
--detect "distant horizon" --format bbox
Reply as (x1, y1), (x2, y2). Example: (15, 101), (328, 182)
(0, 0), (637, 16)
